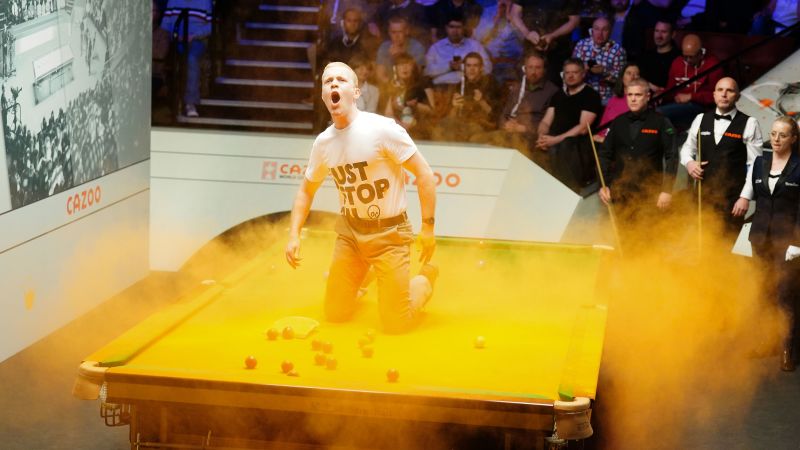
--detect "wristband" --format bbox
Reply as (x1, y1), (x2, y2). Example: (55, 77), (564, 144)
(422, 217), (435, 225)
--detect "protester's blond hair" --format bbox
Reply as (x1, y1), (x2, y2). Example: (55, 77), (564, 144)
(323, 62), (359, 86)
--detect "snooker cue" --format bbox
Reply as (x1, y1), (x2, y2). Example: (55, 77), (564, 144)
(586, 124), (623, 255)
(696, 129), (703, 256)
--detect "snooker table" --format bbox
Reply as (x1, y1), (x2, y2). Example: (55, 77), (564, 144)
(74, 230), (609, 450)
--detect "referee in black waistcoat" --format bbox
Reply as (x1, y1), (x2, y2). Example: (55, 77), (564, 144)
(680, 77), (764, 245)
(744, 116), (800, 372)
(598, 78), (678, 252)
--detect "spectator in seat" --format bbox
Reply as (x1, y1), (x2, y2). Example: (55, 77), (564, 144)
(571, 16), (627, 105)
(160, 0), (213, 118)
(638, 20), (680, 92)
(609, 0), (645, 61)
(595, 62), (641, 142)
(368, 0), (429, 43)
(751, 0), (800, 36)
(431, 52), (501, 141)
(472, 0), (524, 84)
(352, 56), (380, 113)
(426, 0), (482, 41)
(375, 16), (427, 84)
(471, 51), (559, 159)
(424, 13), (492, 86)
(322, 7), (378, 67)
(383, 52), (435, 138)
(535, 58), (603, 190)
(657, 33), (724, 131)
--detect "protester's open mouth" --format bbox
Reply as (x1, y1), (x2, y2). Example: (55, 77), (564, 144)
(331, 91), (340, 104)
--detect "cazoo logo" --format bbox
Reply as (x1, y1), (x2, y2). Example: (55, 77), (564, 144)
(262, 161), (308, 181)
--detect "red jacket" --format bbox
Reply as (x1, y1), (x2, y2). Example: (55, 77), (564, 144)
(664, 54), (724, 106)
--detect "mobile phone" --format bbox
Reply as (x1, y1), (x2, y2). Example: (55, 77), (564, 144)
(587, 59), (597, 67)
(453, 55), (462, 62)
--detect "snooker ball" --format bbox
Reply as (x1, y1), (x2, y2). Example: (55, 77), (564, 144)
(474, 336), (486, 349)
(314, 352), (327, 365)
(361, 346), (374, 358)
(244, 356), (257, 369)
(266, 328), (279, 340)
(281, 360), (294, 373)
(386, 368), (399, 383)
(476, 260), (486, 269)
(287, 370), (299, 377)
(357, 337), (370, 348)
(326, 357), (338, 370)
(364, 329), (376, 342)
(311, 338), (322, 351)
(282, 326), (295, 339)
(322, 341), (334, 354)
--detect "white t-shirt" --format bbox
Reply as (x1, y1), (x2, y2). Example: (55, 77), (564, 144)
(305, 111), (417, 219)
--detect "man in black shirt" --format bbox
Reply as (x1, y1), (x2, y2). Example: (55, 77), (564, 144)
(536, 58), (603, 191)
(638, 20), (680, 92)
(599, 78), (678, 251)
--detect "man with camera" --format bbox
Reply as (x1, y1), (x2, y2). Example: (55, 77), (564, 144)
(571, 16), (627, 106)
(431, 52), (501, 141)
(424, 12), (492, 86)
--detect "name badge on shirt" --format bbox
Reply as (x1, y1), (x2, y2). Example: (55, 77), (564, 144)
(640, 128), (658, 134)
(755, 178), (763, 184)
(700, 131), (712, 136)
(723, 132), (743, 139)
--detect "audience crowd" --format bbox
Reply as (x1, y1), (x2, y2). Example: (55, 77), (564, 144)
(310, 0), (797, 192)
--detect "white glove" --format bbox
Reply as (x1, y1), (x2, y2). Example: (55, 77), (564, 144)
(785, 245), (800, 261)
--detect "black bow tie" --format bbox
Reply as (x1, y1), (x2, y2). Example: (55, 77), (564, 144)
(715, 114), (732, 121)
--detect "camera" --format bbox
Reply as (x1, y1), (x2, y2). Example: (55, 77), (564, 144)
(587, 59), (597, 67)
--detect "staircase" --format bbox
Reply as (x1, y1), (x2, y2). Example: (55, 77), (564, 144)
(177, 0), (321, 133)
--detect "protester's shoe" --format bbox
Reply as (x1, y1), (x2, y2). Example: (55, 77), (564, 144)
(185, 104), (199, 117)
(781, 349), (795, 372)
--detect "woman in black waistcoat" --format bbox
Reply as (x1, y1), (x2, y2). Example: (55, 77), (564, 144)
(747, 116), (800, 372)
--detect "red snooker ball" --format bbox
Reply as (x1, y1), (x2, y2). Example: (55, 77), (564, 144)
(386, 368), (399, 382)
(325, 357), (338, 370)
(281, 360), (294, 373)
(358, 337), (370, 348)
(364, 329), (376, 342)
(244, 356), (257, 369)
(314, 352), (327, 365)
(311, 339), (322, 351)
(361, 346), (374, 358)
(322, 341), (334, 354)
(282, 326), (295, 339)
(266, 328), (279, 340)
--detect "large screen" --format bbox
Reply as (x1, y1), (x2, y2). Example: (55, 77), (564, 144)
(0, 0), (150, 212)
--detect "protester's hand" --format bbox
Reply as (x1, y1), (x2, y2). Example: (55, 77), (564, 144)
(675, 93), (692, 104)
(732, 197), (749, 217)
(599, 186), (611, 205)
(686, 160), (708, 180)
(285, 236), (302, 268)
(418, 227), (436, 264)
(656, 192), (672, 210)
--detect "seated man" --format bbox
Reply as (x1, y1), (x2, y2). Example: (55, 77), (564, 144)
(536, 58), (602, 191)
(431, 52), (501, 142)
(638, 20), (680, 92)
(571, 16), (627, 106)
(375, 16), (427, 84)
(368, 0), (429, 43)
(322, 6), (378, 67)
(657, 33), (723, 131)
(424, 13), (492, 86)
(426, 0), (482, 41)
(471, 51), (558, 157)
